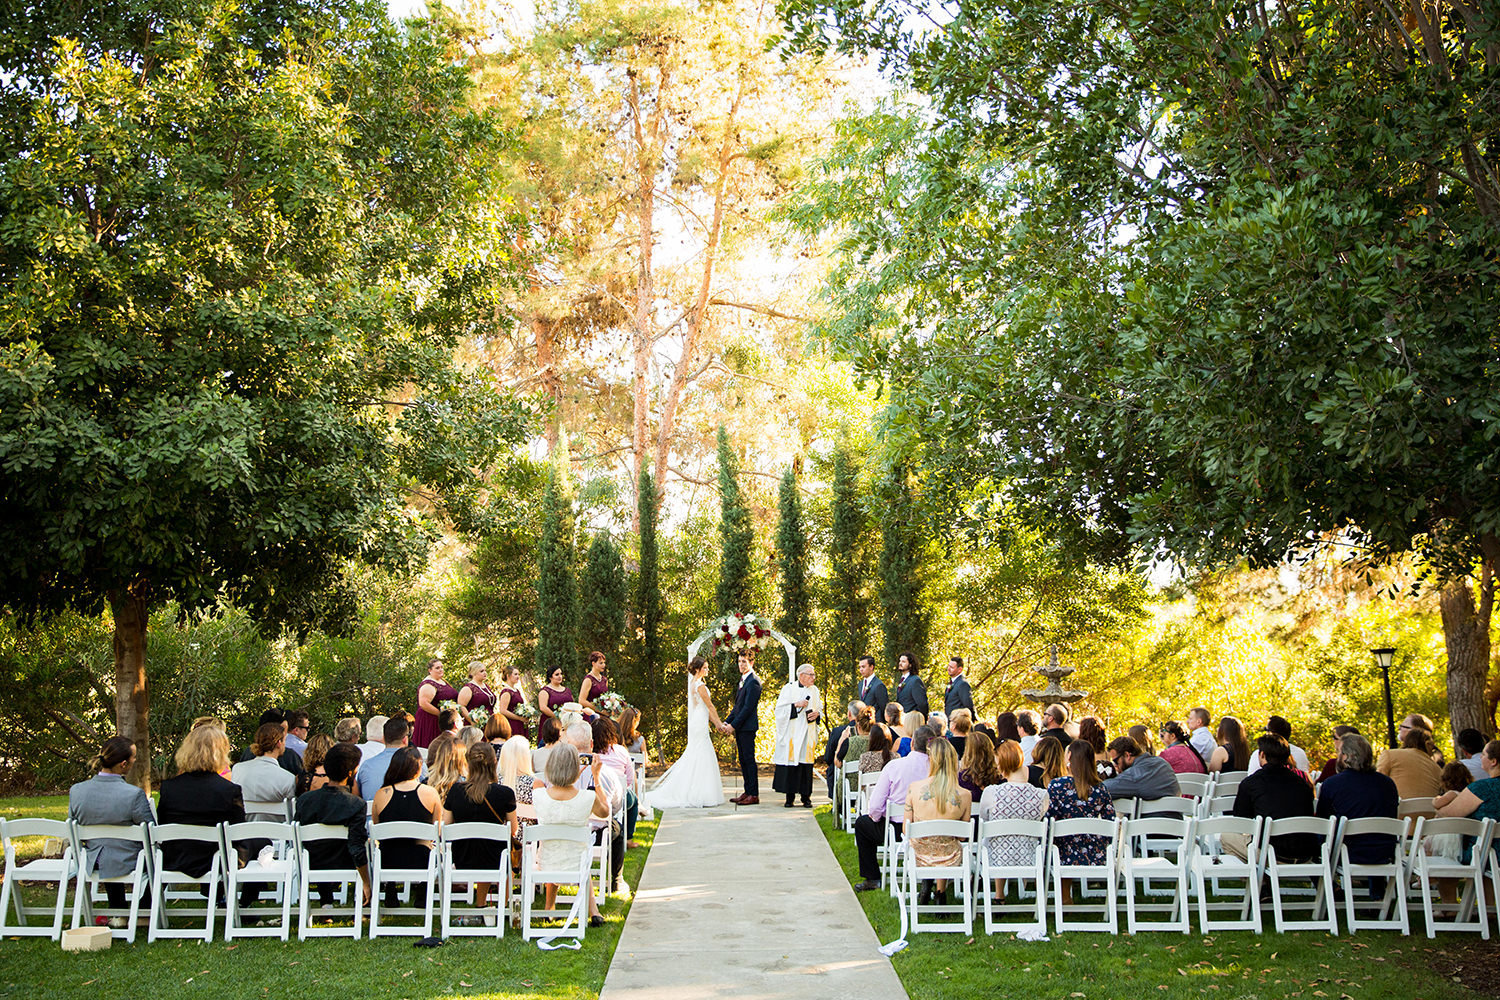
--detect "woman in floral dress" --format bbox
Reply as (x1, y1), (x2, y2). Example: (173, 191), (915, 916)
(1047, 741), (1116, 903)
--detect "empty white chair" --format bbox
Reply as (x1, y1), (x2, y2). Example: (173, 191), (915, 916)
(1189, 815), (1263, 933)
(1335, 816), (1409, 934)
(1121, 816), (1194, 934)
(222, 820), (296, 940)
(1409, 816), (1494, 938)
(1138, 797), (1196, 819)
(519, 824), (592, 941)
(147, 822), (225, 942)
(439, 822), (511, 938)
(68, 822), (150, 941)
(840, 761), (862, 833)
(976, 817), (1048, 934)
(1263, 816), (1339, 934)
(902, 819), (974, 935)
(295, 823), (365, 939)
(1177, 774), (1213, 798)
(0, 818), (75, 939)
(368, 820), (440, 937)
(1049, 817), (1120, 934)
(882, 815), (906, 896)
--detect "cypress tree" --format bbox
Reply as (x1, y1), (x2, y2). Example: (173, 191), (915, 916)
(636, 467), (665, 734)
(776, 468), (811, 646)
(579, 532), (627, 664)
(533, 467), (578, 678)
(715, 425), (754, 614)
(829, 442), (870, 689)
(878, 464), (928, 667)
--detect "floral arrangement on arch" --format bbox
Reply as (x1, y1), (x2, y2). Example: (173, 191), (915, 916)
(707, 611), (776, 658)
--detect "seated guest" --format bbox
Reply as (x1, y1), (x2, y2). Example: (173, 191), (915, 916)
(995, 711), (1022, 746)
(442, 742), (516, 915)
(860, 724), (896, 775)
(896, 711), (925, 756)
(532, 715), (563, 775)
(335, 717), (362, 747)
(1101, 736), (1180, 803)
(592, 715), (638, 848)
(424, 732), (466, 804)
(958, 730), (999, 799)
(1401, 713), (1443, 762)
(236, 708), (304, 774)
(853, 726), (935, 891)
(438, 707), (462, 738)
(927, 711), (948, 738)
(618, 707), (645, 756)
(835, 705), (875, 768)
(68, 736), (154, 920)
(284, 710), (311, 760)
(1247, 716), (1312, 776)
(565, 721), (625, 894)
(1315, 733), (1399, 869)
(294, 734), (336, 797)
(1127, 725), (1155, 757)
(1229, 734), (1316, 862)
(534, 743), (609, 926)
(1434, 740), (1500, 834)
(1017, 709), (1041, 763)
(1159, 721), (1209, 775)
(1456, 728), (1490, 782)
(1078, 717), (1114, 778)
(231, 722), (297, 820)
(905, 738), (972, 906)
(1209, 716), (1250, 773)
(1030, 734), (1066, 789)
(499, 734), (537, 838)
(1315, 725), (1360, 783)
(1041, 703), (1073, 748)
(357, 716), (422, 803)
(1048, 742), (1115, 903)
(483, 713), (512, 748)
(825, 700), (861, 798)
(371, 746), (441, 910)
(157, 726), (245, 878)
(359, 716), (389, 764)
(295, 743), (370, 906)
(978, 739), (1049, 895)
(1378, 727), (1445, 799)
(947, 709), (972, 760)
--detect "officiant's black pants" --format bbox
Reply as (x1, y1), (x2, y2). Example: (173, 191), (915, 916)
(773, 762), (813, 805)
(736, 729), (758, 796)
(855, 815), (901, 880)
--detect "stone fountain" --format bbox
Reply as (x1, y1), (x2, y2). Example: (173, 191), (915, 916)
(1020, 644), (1088, 705)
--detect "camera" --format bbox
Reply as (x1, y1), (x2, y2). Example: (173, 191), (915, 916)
(578, 752), (594, 764)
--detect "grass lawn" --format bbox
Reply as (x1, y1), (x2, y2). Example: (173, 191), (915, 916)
(0, 797), (657, 1000)
(814, 806), (1484, 1000)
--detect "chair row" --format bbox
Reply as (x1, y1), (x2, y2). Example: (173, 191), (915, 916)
(871, 813), (1499, 939)
(0, 817), (605, 944)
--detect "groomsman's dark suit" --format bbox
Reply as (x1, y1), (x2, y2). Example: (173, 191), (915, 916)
(726, 671), (762, 798)
(895, 672), (929, 716)
(857, 674), (889, 718)
(944, 673), (975, 717)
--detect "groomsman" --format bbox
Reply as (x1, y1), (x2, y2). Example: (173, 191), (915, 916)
(855, 656), (889, 718)
(894, 651), (929, 716)
(944, 655), (975, 717)
(726, 651), (762, 804)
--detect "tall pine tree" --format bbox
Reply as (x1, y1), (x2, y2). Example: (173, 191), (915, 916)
(878, 464), (928, 668)
(534, 467), (578, 678)
(776, 468), (811, 647)
(636, 467), (666, 742)
(715, 426), (754, 614)
(829, 442), (870, 699)
(579, 532), (627, 664)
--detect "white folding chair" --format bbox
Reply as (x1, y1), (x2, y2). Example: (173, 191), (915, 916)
(901, 819), (974, 935)
(68, 822), (150, 941)
(856, 772), (882, 818)
(628, 752), (646, 797)
(1138, 797), (1196, 820)
(1189, 815), (1263, 933)
(147, 822), (225, 942)
(976, 818), (1048, 934)
(1111, 797), (1140, 820)
(1409, 816), (1494, 938)
(519, 824), (592, 941)
(1200, 793), (1236, 819)
(243, 800), (294, 822)
(1398, 797), (1437, 822)
(1049, 817), (1119, 934)
(1120, 817), (1194, 934)
(1264, 816), (1339, 934)
(439, 822), (511, 938)
(840, 761), (861, 833)
(295, 823), (364, 939)
(882, 816), (906, 896)
(368, 820), (440, 937)
(1213, 775), (1243, 798)
(223, 820), (296, 940)
(1335, 816), (1409, 934)
(1177, 774), (1213, 798)
(0, 818), (75, 939)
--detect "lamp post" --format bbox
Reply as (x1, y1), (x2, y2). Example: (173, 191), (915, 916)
(1371, 647), (1397, 749)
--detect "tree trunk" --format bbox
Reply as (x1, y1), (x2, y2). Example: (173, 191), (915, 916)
(1439, 540), (1494, 738)
(534, 313), (563, 456)
(108, 583), (152, 792)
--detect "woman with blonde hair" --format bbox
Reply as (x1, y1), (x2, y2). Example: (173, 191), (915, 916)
(897, 710), (926, 756)
(294, 733), (336, 796)
(157, 726), (245, 879)
(904, 737), (972, 906)
(424, 732), (466, 803)
(498, 734), (537, 829)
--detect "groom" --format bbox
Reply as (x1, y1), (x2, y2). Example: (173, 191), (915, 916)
(726, 650), (762, 804)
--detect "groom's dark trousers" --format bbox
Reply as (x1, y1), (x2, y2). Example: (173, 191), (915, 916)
(735, 728), (758, 797)
(725, 672), (762, 798)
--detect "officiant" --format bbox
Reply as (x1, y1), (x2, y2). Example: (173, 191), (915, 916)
(772, 664), (823, 808)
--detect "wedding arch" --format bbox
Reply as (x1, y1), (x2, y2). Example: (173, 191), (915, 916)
(685, 612), (798, 681)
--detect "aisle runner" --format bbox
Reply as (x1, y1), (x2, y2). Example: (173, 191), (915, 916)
(601, 782), (909, 1000)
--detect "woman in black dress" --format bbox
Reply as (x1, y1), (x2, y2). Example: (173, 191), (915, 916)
(371, 747), (441, 910)
(441, 742), (517, 913)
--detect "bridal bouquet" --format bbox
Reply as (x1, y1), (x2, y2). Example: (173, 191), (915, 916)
(707, 611), (775, 657)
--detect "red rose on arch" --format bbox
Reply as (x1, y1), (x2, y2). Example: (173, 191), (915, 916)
(736, 625), (751, 640)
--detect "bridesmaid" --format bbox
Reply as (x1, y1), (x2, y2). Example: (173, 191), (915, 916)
(578, 652), (609, 718)
(456, 660), (495, 724)
(537, 665), (574, 723)
(495, 665), (530, 741)
(413, 657), (459, 750)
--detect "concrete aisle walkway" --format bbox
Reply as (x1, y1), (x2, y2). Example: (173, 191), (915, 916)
(601, 781), (909, 1000)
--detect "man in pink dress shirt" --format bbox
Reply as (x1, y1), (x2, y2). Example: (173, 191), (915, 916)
(852, 725), (936, 891)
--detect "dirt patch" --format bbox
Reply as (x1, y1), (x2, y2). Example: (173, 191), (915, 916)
(1415, 940), (1500, 998)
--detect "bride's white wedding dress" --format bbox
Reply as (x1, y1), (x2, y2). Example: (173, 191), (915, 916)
(643, 677), (725, 811)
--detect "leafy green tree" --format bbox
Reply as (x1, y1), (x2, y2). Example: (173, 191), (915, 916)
(534, 468), (579, 678)
(635, 467), (666, 736)
(0, 0), (527, 786)
(579, 532), (627, 666)
(715, 426), (755, 614)
(877, 464), (927, 669)
(776, 469), (812, 649)
(827, 441), (872, 692)
(781, 0), (1500, 732)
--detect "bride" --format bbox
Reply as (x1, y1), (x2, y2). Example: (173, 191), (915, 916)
(643, 657), (729, 810)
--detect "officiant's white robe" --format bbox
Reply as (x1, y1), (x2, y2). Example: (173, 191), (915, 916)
(772, 681), (823, 766)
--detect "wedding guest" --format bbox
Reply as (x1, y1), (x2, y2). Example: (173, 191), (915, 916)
(483, 714), (512, 747)
(1031, 735), (1067, 789)
(437, 708), (462, 739)
(1187, 707), (1216, 761)
(618, 706), (645, 756)
(371, 747), (441, 911)
(1246, 716), (1312, 775)
(236, 708), (304, 775)
(896, 710), (925, 755)
(1017, 709), (1041, 763)
(534, 743), (609, 926)
(499, 734), (537, 831)
(425, 732), (466, 804)
(68, 736), (154, 920)
(294, 733), (336, 796)
(441, 742), (515, 917)
(1401, 713), (1444, 762)
(567, 721), (626, 890)
(1048, 741), (1115, 903)
(579, 651), (609, 717)
(1455, 728), (1489, 782)
(1101, 736), (1180, 802)
(995, 711), (1022, 746)
(928, 711), (948, 738)
(335, 717), (362, 747)
(957, 730), (1000, 799)
(1127, 724), (1155, 757)
(1209, 716), (1250, 773)
(284, 711), (311, 759)
(357, 716), (421, 803)
(1041, 703), (1073, 747)
(1316, 733), (1398, 869)
(413, 658), (458, 750)
(1378, 727), (1444, 799)
(860, 724), (896, 775)
(836, 706), (876, 767)
(295, 743), (370, 906)
(853, 726), (934, 891)
(456, 660), (495, 726)
(495, 665), (531, 741)
(231, 723), (296, 820)
(1434, 741), (1500, 832)
(157, 726), (245, 879)
(884, 702), (904, 732)
(1078, 717), (1115, 778)
(537, 665), (574, 722)
(1228, 734), (1316, 862)
(947, 708), (973, 760)
(978, 739), (1049, 896)
(359, 716), (389, 764)
(905, 738), (972, 906)
(1159, 721), (1209, 774)
(532, 715), (563, 775)
(1316, 725), (1361, 783)
(457, 726), (483, 749)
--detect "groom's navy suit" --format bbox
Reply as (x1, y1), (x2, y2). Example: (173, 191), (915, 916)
(726, 672), (762, 797)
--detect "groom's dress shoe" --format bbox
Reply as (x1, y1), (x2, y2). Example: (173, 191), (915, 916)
(739, 795), (758, 804)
